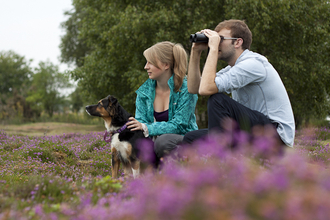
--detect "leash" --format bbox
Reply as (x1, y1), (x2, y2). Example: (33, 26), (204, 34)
(104, 124), (127, 143)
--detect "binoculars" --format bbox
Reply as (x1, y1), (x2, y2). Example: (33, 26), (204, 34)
(190, 33), (208, 43)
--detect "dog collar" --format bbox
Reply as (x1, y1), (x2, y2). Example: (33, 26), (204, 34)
(104, 124), (127, 143)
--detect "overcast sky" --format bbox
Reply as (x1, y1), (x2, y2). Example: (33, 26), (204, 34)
(0, 0), (73, 72)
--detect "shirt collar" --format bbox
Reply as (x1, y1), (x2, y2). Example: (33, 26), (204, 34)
(235, 49), (250, 65)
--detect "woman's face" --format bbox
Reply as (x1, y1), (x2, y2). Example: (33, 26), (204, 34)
(144, 59), (168, 80)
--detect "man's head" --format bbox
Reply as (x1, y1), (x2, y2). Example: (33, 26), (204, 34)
(215, 20), (252, 50)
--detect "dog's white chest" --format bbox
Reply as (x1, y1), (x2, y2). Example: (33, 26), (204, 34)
(111, 133), (130, 160)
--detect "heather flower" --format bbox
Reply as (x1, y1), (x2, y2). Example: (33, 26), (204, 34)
(1, 126), (330, 219)
(136, 138), (157, 165)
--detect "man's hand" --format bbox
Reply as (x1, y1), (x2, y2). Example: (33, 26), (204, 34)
(202, 29), (221, 50)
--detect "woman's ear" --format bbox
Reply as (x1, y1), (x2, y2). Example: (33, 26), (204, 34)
(164, 63), (170, 70)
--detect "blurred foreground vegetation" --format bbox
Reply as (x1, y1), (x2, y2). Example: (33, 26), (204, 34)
(0, 125), (330, 219)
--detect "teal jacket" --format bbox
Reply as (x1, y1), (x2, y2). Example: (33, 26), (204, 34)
(135, 75), (198, 136)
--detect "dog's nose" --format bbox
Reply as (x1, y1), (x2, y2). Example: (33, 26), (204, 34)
(85, 106), (91, 115)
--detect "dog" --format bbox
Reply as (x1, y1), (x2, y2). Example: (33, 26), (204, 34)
(85, 95), (147, 178)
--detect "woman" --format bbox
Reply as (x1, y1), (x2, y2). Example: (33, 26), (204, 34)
(126, 41), (198, 160)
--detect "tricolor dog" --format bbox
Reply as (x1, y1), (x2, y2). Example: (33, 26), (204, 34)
(86, 95), (146, 178)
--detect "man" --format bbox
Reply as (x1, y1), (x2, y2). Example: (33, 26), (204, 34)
(184, 19), (295, 147)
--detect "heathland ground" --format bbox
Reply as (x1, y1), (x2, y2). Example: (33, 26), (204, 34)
(1, 122), (330, 219)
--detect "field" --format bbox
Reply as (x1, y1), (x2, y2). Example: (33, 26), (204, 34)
(0, 122), (105, 137)
(0, 123), (330, 219)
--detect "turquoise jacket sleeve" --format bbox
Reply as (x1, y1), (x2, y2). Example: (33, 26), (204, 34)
(135, 94), (153, 124)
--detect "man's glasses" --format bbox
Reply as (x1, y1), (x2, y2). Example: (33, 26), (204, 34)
(220, 35), (239, 43)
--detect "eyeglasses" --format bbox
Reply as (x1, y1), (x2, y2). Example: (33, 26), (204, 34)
(220, 35), (239, 43)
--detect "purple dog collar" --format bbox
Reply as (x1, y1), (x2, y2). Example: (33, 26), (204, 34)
(103, 124), (127, 143)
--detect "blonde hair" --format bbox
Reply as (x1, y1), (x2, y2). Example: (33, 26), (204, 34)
(143, 41), (188, 92)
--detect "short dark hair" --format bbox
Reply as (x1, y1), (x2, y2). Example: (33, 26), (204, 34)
(215, 19), (252, 50)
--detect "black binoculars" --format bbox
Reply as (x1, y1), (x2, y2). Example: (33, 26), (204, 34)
(190, 33), (208, 43)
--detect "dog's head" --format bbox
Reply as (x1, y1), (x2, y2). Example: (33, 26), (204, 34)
(86, 95), (131, 130)
(86, 95), (118, 118)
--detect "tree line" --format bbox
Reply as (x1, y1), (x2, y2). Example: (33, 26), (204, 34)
(59, 0), (330, 128)
(0, 51), (71, 123)
(2, 0), (329, 127)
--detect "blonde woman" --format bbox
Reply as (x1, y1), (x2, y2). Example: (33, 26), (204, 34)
(127, 41), (198, 160)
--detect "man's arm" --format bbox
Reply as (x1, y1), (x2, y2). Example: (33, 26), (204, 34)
(198, 30), (220, 96)
(198, 47), (219, 95)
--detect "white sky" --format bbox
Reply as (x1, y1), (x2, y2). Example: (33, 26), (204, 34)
(0, 0), (73, 73)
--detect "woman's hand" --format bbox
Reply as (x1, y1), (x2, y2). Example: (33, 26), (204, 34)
(191, 31), (209, 53)
(126, 117), (143, 131)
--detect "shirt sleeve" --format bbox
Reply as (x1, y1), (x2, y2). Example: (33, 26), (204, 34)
(215, 58), (267, 93)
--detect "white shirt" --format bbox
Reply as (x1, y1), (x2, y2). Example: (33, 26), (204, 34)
(215, 49), (295, 147)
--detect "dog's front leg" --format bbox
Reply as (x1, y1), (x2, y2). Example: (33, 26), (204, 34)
(131, 160), (140, 178)
(111, 148), (120, 178)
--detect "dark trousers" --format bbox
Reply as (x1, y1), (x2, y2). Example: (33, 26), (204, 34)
(183, 93), (276, 144)
(154, 134), (184, 158)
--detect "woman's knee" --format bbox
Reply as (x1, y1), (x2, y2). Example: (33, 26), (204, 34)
(154, 135), (167, 155)
(154, 134), (182, 158)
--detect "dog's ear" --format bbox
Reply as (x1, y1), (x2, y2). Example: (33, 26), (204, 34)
(105, 95), (118, 116)
(108, 95), (118, 105)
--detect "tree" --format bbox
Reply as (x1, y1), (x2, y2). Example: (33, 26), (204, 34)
(59, 4), (90, 68)
(26, 61), (72, 117)
(0, 51), (34, 121)
(61, 0), (225, 117)
(60, 0), (330, 127)
(70, 84), (85, 113)
(0, 51), (32, 98)
(225, 0), (330, 127)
